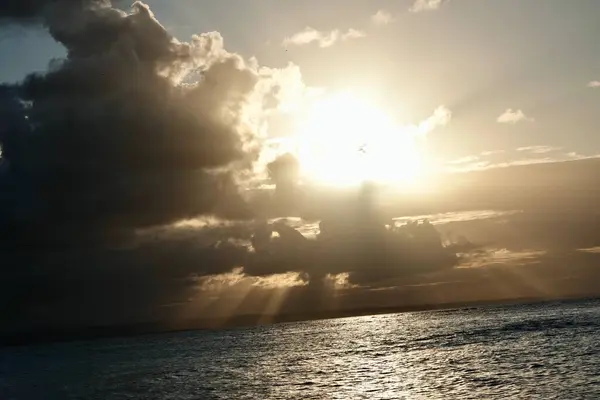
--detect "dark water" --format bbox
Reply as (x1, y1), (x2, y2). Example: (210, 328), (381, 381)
(3, 299), (600, 399)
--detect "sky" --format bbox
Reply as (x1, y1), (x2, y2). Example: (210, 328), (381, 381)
(3, 0), (600, 164)
(2, 0), (600, 335)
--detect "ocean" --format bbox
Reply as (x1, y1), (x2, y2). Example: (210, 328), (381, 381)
(2, 299), (600, 399)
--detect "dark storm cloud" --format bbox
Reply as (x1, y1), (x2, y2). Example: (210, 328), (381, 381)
(0, 215), (461, 329)
(0, 1), (286, 249)
(0, 0), (61, 22)
(0, 1), (125, 23)
(0, 227), (250, 327)
(0, 0), (318, 331)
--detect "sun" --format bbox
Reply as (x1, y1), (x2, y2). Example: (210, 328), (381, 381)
(292, 92), (425, 187)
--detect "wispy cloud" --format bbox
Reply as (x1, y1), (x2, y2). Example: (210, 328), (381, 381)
(458, 248), (546, 269)
(565, 151), (594, 160)
(578, 247), (600, 254)
(371, 10), (394, 25)
(410, 0), (448, 12)
(449, 155), (479, 165)
(393, 209), (522, 226)
(480, 150), (505, 156)
(283, 27), (366, 48)
(517, 145), (561, 154)
(588, 81), (600, 88)
(497, 109), (534, 124)
(450, 152), (600, 173)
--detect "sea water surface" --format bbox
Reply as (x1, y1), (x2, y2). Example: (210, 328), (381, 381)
(2, 299), (600, 399)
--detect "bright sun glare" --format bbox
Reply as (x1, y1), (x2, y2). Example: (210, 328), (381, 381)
(292, 92), (425, 187)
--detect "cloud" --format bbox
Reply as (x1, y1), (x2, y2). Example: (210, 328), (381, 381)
(392, 209), (522, 226)
(415, 105), (452, 135)
(7, 154), (600, 332)
(449, 155), (479, 165)
(480, 150), (505, 156)
(458, 248), (546, 269)
(0, 0), (62, 22)
(371, 10), (394, 25)
(253, 272), (308, 289)
(0, 214), (465, 328)
(197, 267), (306, 291)
(410, 0), (448, 12)
(517, 145), (561, 154)
(283, 27), (366, 48)
(588, 81), (600, 88)
(578, 246), (600, 254)
(453, 156), (593, 172)
(244, 217), (461, 285)
(6, 1), (600, 338)
(0, 1), (463, 332)
(0, 1), (316, 250)
(445, 150), (508, 171)
(497, 109), (534, 124)
(445, 148), (600, 173)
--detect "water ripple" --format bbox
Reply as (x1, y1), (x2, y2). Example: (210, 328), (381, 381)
(2, 300), (600, 399)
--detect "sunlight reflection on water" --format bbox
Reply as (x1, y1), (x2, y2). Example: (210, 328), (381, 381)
(2, 299), (600, 399)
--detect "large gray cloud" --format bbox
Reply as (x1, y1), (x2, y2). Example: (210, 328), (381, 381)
(0, 0), (70, 22)
(0, 0), (317, 333)
(0, 1), (293, 249)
